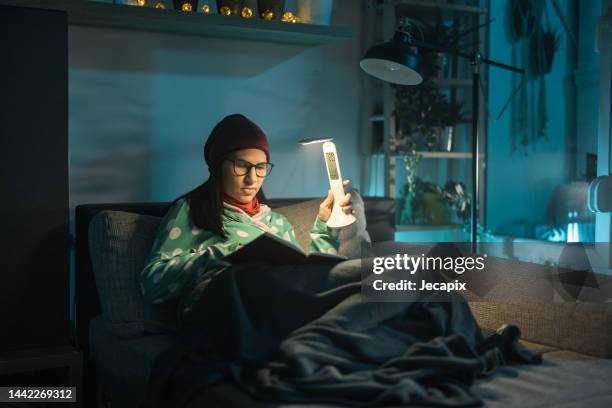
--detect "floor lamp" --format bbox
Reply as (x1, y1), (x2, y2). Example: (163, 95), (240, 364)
(360, 29), (525, 246)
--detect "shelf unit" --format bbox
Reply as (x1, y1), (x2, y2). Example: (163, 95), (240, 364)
(360, 0), (489, 230)
(0, 0), (353, 45)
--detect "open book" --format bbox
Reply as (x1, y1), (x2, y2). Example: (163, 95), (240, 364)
(225, 232), (347, 265)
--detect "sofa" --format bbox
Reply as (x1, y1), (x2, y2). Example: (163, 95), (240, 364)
(75, 197), (612, 408)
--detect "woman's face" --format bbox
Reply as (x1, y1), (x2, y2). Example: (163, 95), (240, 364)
(221, 148), (268, 203)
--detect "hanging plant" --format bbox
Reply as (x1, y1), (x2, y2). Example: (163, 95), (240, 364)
(507, 0), (538, 42)
(541, 28), (560, 74)
(529, 27), (560, 75)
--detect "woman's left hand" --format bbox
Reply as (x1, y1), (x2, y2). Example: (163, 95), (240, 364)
(318, 180), (355, 222)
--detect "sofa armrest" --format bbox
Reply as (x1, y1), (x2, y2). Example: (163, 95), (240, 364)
(469, 302), (612, 358)
(466, 256), (612, 358)
(371, 242), (612, 358)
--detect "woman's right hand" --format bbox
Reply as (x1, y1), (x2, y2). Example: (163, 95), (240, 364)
(318, 180), (354, 222)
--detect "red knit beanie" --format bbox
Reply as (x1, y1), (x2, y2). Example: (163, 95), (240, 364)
(204, 114), (270, 170)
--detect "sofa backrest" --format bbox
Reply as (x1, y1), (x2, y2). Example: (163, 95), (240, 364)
(75, 197), (395, 356)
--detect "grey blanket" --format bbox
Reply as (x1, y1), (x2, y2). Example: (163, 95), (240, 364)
(142, 259), (540, 408)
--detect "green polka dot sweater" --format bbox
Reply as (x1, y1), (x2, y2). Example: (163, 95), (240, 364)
(140, 199), (340, 305)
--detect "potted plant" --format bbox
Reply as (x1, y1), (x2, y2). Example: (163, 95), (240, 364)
(395, 80), (448, 151)
(395, 80), (465, 152)
(400, 177), (450, 226)
(419, 15), (488, 78)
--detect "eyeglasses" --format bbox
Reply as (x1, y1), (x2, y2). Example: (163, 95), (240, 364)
(225, 159), (274, 178)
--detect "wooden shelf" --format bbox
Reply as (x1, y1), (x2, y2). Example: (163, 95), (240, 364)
(0, 0), (354, 45)
(418, 151), (473, 159)
(397, 224), (464, 231)
(392, 151), (476, 159)
(431, 78), (473, 88)
(391, 0), (487, 15)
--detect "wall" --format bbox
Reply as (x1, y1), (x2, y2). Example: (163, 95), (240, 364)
(485, 0), (589, 238)
(68, 0), (364, 217)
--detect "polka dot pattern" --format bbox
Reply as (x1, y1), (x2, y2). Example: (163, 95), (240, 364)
(169, 227), (181, 240)
(144, 198), (346, 309)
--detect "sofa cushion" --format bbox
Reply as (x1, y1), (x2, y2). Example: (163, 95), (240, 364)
(88, 210), (178, 338)
(472, 349), (612, 408)
(273, 199), (319, 251)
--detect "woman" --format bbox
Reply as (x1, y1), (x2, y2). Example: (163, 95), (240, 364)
(140, 113), (354, 310)
(140, 115), (538, 408)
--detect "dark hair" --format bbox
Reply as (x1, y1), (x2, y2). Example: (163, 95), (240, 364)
(172, 163), (267, 238)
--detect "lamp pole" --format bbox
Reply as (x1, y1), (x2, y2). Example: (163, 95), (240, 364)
(470, 53), (482, 250)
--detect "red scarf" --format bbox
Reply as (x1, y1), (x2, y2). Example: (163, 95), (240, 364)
(223, 194), (261, 216)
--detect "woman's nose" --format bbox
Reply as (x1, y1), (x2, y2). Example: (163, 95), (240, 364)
(244, 166), (258, 183)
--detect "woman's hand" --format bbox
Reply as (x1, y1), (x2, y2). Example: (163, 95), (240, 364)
(318, 180), (355, 222)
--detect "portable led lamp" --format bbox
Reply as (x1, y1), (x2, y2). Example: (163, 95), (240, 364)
(298, 138), (356, 228)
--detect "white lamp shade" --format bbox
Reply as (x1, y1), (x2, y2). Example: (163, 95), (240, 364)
(360, 58), (423, 85)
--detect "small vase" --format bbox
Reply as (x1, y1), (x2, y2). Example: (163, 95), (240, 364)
(216, 0), (246, 16)
(173, 0), (198, 12)
(257, 0), (285, 20)
(198, 1), (215, 13)
(421, 192), (450, 225)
